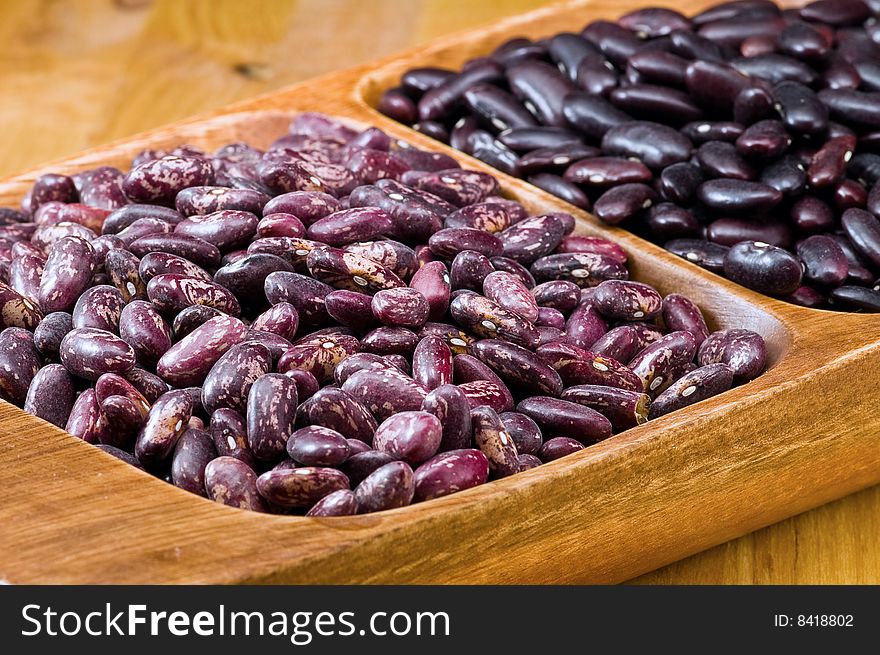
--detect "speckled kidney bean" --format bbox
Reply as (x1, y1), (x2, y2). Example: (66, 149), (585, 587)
(101, 204), (183, 235)
(648, 362), (734, 418)
(413, 449), (489, 501)
(361, 326), (419, 357)
(471, 338), (563, 396)
(172, 305), (222, 340)
(373, 410), (442, 465)
(174, 210), (259, 252)
(482, 270), (539, 323)
(723, 241), (803, 296)
(411, 335), (453, 391)
(201, 342), (271, 415)
(23, 363), (76, 427)
(592, 280), (663, 322)
(344, 240), (418, 282)
(341, 367), (427, 422)
(146, 273), (240, 316)
(409, 261), (450, 321)
(129, 233), (221, 269)
(123, 367), (169, 404)
(133, 389), (192, 466)
(204, 456), (267, 512)
(38, 236), (95, 313)
(157, 315), (247, 387)
(209, 407), (255, 467)
(348, 180), (447, 243)
(305, 488), (359, 516)
(175, 186), (268, 217)
(65, 389), (101, 442)
(629, 330), (698, 393)
(101, 250), (144, 302)
(278, 332), (360, 383)
(261, 191), (339, 226)
(449, 250), (494, 291)
(249, 302), (299, 341)
(561, 384), (650, 432)
(353, 460), (414, 513)
(518, 395), (613, 443)
(31, 223), (97, 252)
(323, 290), (376, 332)
(427, 227), (503, 260)
(450, 293), (539, 349)
(697, 328), (766, 384)
(0, 280), (42, 329)
(306, 247), (406, 295)
(71, 284), (124, 333)
(470, 405), (519, 478)
(170, 428), (216, 497)
(562, 303), (607, 351)
(531, 280), (580, 313)
(306, 207), (393, 247)
(256, 213), (306, 239)
(287, 425), (351, 467)
(497, 213), (571, 265)
(661, 294), (710, 346)
(59, 327), (135, 381)
(215, 254), (294, 306)
(137, 251), (210, 284)
(498, 411), (543, 455)
(264, 271), (333, 326)
(122, 155), (214, 204)
(536, 306), (565, 330)
(444, 202), (514, 233)
(537, 436), (584, 462)
(588, 325), (641, 363)
(421, 383), (472, 452)
(530, 252), (629, 288)
(370, 287), (430, 328)
(538, 341), (643, 391)
(244, 372), (298, 463)
(303, 387), (378, 443)
(32, 311), (71, 359)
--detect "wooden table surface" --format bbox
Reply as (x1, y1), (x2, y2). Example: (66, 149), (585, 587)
(1, 0), (877, 584)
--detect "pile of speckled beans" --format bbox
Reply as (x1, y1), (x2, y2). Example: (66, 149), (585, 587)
(379, 0), (880, 312)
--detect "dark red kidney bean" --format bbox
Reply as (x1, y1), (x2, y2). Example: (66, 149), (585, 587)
(491, 37), (547, 67)
(759, 156), (807, 198)
(505, 60), (578, 128)
(562, 93), (630, 142)
(324, 290), (377, 332)
(264, 271), (333, 326)
(854, 60), (880, 92)
(531, 280), (580, 312)
(421, 383), (472, 452)
(849, 153), (880, 187)
(834, 179), (868, 212)
(497, 126), (581, 153)
(735, 117), (791, 160)
(582, 20), (641, 67)
(129, 233), (221, 269)
(133, 389), (192, 465)
(370, 287), (429, 328)
(647, 203), (699, 240)
(305, 489), (359, 516)
(648, 363), (734, 419)
(354, 460), (414, 513)
(564, 157), (653, 189)
(589, 325), (641, 363)
(411, 335), (453, 391)
(665, 238), (730, 274)
(418, 59), (503, 122)
(661, 294), (710, 346)
(696, 141), (755, 179)
(698, 13), (785, 48)
(620, 7), (690, 36)
(627, 49), (689, 87)
(784, 285), (826, 309)
(819, 89), (880, 128)
(373, 411), (442, 465)
(72, 284), (124, 333)
(723, 241), (803, 297)
(517, 395), (611, 443)
(681, 121), (744, 144)
(800, 0), (870, 25)
(593, 183), (657, 225)
(287, 425), (351, 467)
(777, 20), (831, 60)
(401, 67), (455, 94)
(731, 53), (817, 85)
(791, 196), (835, 233)
(560, 384), (650, 432)
(808, 135), (857, 189)
(796, 236), (849, 287)
(302, 386), (377, 444)
(846, 266), (875, 287)
(413, 449), (489, 501)
(601, 121), (692, 170)
(610, 84), (703, 125)
(38, 236), (95, 313)
(593, 280), (662, 321)
(498, 411), (542, 455)
(733, 83), (775, 125)
(361, 326), (419, 357)
(706, 218), (793, 249)
(820, 58), (861, 91)
(409, 261), (450, 321)
(458, 380), (514, 413)
(450, 293), (540, 349)
(829, 285), (880, 312)
(256, 213), (306, 239)
(23, 363), (75, 427)
(537, 436), (584, 462)
(470, 338), (562, 396)
(470, 405), (519, 478)
(525, 173), (590, 209)
(629, 331), (698, 393)
(174, 210), (259, 251)
(773, 81), (828, 135)
(170, 428), (216, 497)
(463, 83), (538, 132)
(530, 252), (628, 288)
(378, 87), (417, 124)
(546, 32), (600, 81)
(698, 328), (767, 383)
(341, 367), (427, 422)
(463, 131), (521, 178)
(59, 327), (136, 381)
(101, 204), (183, 235)
(657, 162), (704, 205)
(697, 179), (782, 215)
(204, 456), (267, 512)
(840, 208), (880, 269)
(685, 60), (751, 111)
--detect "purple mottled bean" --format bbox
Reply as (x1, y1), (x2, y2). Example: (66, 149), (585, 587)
(71, 284), (124, 333)
(303, 387), (378, 443)
(450, 293), (539, 349)
(264, 271), (333, 326)
(134, 389), (192, 465)
(170, 428), (217, 497)
(157, 315), (247, 387)
(361, 326), (419, 357)
(59, 327), (135, 381)
(278, 332), (360, 383)
(592, 280), (662, 321)
(561, 384), (650, 431)
(246, 373), (298, 463)
(24, 363), (76, 427)
(101, 204), (184, 235)
(129, 233), (221, 269)
(470, 405), (519, 478)
(698, 328), (767, 384)
(588, 325), (641, 363)
(174, 210), (259, 252)
(449, 250), (494, 291)
(409, 261), (450, 321)
(563, 303), (607, 351)
(204, 456), (267, 512)
(629, 330), (698, 393)
(371, 287), (429, 328)
(175, 186), (268, 217)
(122, 155), (214, 204)
(38, 236), (95, 313)
(498, 411), (542, 455)
(354, 461), (414, 513)
(471, 338), (562, 396)
(537, 436), (584, 462)
(538, 340), (642, 391)
(648, 363), (734, 418)
(287, 425), (351, 467)
(421, 384), (473, 452)
(306, 489), (359, 516)
(661, 294), (710, 346)
(65, 389), (101, 443)
(412, 335), (453, 391)
(413, 449), (489, 501)
(517, 395), (612, 444)
(373, 411), (442, 465)
(341, 367), (427, 422)
(497, 213), (571, 265)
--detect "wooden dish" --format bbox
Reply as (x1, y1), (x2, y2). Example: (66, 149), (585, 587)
(1, 0), (877, 585)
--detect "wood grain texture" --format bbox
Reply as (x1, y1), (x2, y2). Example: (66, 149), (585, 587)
(0, 0), (877, 584)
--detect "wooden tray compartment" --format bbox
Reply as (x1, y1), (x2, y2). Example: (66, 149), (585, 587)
(0, 0), (878, 584)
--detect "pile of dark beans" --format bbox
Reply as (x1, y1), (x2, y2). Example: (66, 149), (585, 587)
(378, 0), (880, 311)
(0, 112), (767, 515)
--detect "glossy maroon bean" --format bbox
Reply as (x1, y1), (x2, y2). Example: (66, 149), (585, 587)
(378, 88), (417, 124)
(593, 183), (657, 226)
(660, 294), (710, 347)
(462, 83), (538, 133)
(129, 233), (221, 269)
(698, 328), (767, 383)
(284, 425), (350, 467)
(681, 122), (744, 145)
(706, 218), (793, 249)
(371, 411), (442, 465)
(697, 179), (782, 215)
(412, 449), (489, 501)
(610, 84), (703, 125)
(538, 340), (642, 391)
(418, 59), (504, 122)
(561, 384), (649, 432)
(796, 236), (849, 287)
(697, 141), (756, 180)
(170, 428), (216, 497)
(560, 302), (606, 351)
(601, 121), (692, 170)
(841, 208), (880, 269)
